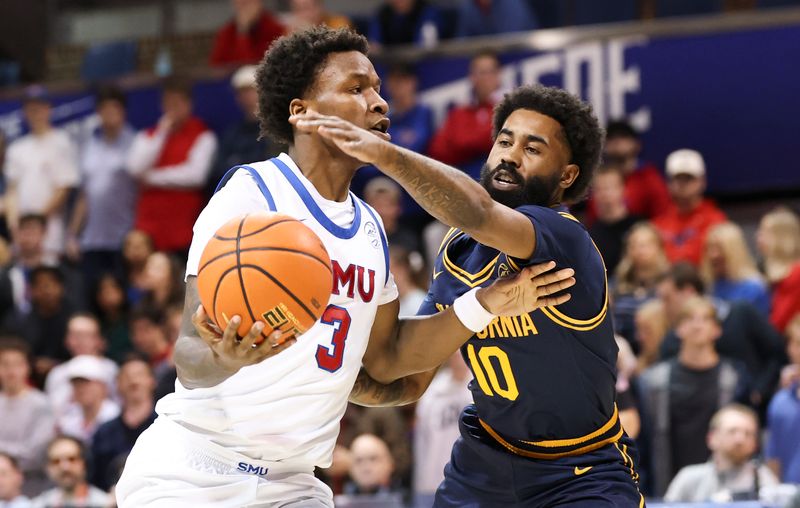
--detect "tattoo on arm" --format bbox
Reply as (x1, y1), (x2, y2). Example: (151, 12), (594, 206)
(349, 368), (413, 407)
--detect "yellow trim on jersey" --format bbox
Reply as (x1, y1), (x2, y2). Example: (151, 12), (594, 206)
(479, 420), (624, 459)
(506, 255), (522, 272)
(442, 231), (500, 288)
(437, 227), (459, 255)
(521, 405), (619, 447)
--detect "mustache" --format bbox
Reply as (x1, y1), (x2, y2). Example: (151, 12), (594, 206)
(489, 162), (522, 184)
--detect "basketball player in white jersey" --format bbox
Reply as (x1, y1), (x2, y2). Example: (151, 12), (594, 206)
(116, 27), (575, 507)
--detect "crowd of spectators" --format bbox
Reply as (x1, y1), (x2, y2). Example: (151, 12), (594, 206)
(0, 1), (799, 507)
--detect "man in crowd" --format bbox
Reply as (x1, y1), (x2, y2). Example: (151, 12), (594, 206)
(588, 165), (641, 272)
(665, 404), (778, 502)
(345, 434), (399, 497)
(32, 436), (108, 508)
(56, 355), (120, 444)
(91, 357), (157, 491)
(653, 148), (726, 265)
(0, 452), (30, 508)
(4, 85), (79, 257)
(639, 295), (748, 496)
(129, 306), (174, 390)
(127, 76), (217, 255)
(209, 0), (284, 66)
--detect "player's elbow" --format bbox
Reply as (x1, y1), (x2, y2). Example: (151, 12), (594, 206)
(453, 192), (494, 235)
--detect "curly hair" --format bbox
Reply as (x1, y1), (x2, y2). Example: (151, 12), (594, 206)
(256, 26), (369, 145)
(493, 85), (603, 203)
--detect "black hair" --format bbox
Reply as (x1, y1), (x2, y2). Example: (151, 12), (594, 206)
(0, 335), (30, 357)
(29, 265), (65, 286)
(664, 261), (705, 294)
(46, 435), (87, 463)
(386, 61), (417, 79)
(161, 75), (193, 98)
(492, 85), (603, 203)
(605, 119), (639, 141)
(256, 26), (369, 145)
(95, 84), (127, 108)
(18, 213), (46, 229)
(129, 304), (166, 327)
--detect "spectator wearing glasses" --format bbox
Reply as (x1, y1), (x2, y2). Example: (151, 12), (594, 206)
(32, 436), (108, 508)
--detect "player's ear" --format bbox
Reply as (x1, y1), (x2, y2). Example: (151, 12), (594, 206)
(560, 164), (579, 189)
(289, 99), (307, 117)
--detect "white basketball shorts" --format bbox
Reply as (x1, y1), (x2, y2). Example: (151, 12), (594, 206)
(115, 417), (333, 507)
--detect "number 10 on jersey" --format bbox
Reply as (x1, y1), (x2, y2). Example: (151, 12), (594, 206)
(467, 344), (519, 401)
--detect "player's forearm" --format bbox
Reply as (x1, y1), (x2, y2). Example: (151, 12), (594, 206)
(349, 367), (438, 407)
(373, 143), (494, 234)
(174, 334), (237, 389)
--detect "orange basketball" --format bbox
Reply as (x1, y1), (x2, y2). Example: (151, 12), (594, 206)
(197, 212), (332, 342)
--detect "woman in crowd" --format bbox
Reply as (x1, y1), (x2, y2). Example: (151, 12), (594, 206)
(121, 230), (154, 306)
(757, 207), (800, 334)
(92, 273), (131, 363)
(634, 298), (669, 374)
(138, 252), (185, 311)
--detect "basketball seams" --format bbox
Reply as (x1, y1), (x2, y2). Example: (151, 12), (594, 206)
(212, 218), (297, 241)
(235, 216), (258, 325)
(198, 247), (332, 275)
(211, 265), (240, 328)
(239, 264), (318, 322)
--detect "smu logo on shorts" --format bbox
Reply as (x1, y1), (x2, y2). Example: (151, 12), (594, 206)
(237, 462), (269, 476)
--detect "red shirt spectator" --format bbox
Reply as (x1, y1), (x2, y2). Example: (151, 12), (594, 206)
(126, 78), (217, 253)
(428, 51), (500, 179)
(770, 262), (800, 333)
(652, 149), (726, 265)
(209, 0), (284, 66)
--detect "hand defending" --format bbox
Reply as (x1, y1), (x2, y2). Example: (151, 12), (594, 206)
(289, 111), (390, 165)
(191, 305), (297, 374)
(477, 261), (576, 316)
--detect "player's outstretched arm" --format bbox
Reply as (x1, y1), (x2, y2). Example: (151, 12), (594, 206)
(174, 277), (296, 389)
(362, 262), (575, 384)
(348, 367), (439, 407)
(290, 112), (537, 259)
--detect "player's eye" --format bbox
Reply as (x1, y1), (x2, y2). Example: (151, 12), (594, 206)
(525, 146), (540, 155)
(350, 86), (362, 94)
(497, 139), (511, 147)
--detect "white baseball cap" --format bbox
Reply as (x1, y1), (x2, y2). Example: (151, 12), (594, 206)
(231, 65), (257, 90)
(67, 355), (113, 385)
(666, 149), (705, 178)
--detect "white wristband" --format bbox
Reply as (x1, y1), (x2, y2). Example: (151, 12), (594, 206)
(453, 287), (496, 333)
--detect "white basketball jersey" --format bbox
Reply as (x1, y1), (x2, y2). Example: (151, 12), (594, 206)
(156, 153), (398, 470)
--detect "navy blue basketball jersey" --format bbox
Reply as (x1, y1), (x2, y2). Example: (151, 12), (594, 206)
(419, 205), (621, 458)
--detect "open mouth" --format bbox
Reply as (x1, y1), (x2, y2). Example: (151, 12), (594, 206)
(369, 118), (391, 140)
(492, 168), (521, 189)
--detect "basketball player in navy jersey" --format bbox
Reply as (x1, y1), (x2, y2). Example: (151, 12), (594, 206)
(293, 84), (644, 507)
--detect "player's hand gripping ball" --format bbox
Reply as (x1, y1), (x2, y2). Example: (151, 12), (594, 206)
(197, 212), (333, 344)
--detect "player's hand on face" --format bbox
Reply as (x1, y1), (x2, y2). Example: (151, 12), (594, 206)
(192, 305), (297, 373)
(289, 110), (389, 165)
(477, 261), (575, 316)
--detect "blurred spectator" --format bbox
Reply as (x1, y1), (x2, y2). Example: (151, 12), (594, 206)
(652, 149), (727, 265)
(658, 263), (786, 411)
(0, 452), (30, 508)
(67, 85), (135, 284)
(639, 295), (748, 497)
(587, 120), (670, 223)
(765, 314), (800, 483)
(3, 266), (78, 381)
(368, 0), (442, 48)
(209, 0), (284, 67)
(4, 85), (79, 257)
(364, 177), (420, 254)
(413, 352), (472, 496)
(138, 252), (184, 311)
(32, 436), (108, 508)
(92, 274), (132, 363)
(129, 306), (174, 393)
(616, 336), (641, 439)
(91, 357), (157, 491)
(757, 206), (800, 334)
(56, 355), (120, 444)
(44, 314), (117, 413)
(634, 299), (668, 373)
(455, 0), (539, 38)
(127, 77), (217, 255)
(287, 0), (351, 33)
(701, 221), (770, 315)
(428, 51), (501, 179)
(345, 434), (399, 496)
(0, 338), (55, 496)
(588, 165), (642, 272)
(388, 246), (426, 317)
(611, 222), (669, 345)
(0, 214), (54, 317)
(207, 65), (281, 198)
(665, 404), (778, 502)
(121, 230), (154, 306)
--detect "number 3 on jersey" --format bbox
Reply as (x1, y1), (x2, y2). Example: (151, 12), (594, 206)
(316, 305), (351, 372)
(467, 344), (519, 401)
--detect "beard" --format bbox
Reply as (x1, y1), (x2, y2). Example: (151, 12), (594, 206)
(479, 161), (561, 209)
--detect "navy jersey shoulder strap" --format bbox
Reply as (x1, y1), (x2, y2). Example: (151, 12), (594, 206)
(214, 164), (276, 212)
(357, 198), (390, 285)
